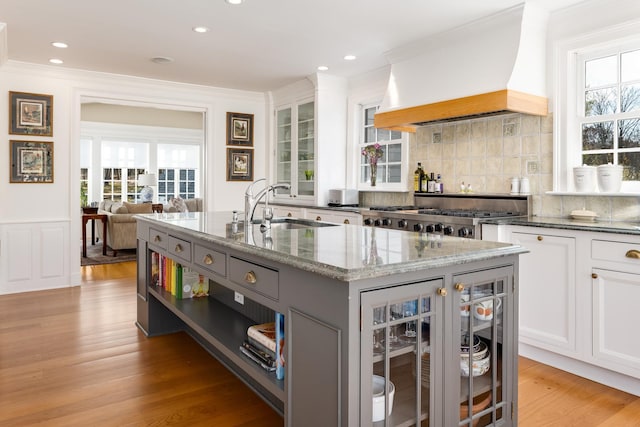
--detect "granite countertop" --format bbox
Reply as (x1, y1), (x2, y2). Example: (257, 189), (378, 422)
(483, 216), (640, 236)
(137, 211), (525, 282)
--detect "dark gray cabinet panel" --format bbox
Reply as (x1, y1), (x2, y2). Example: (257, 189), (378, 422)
(288, 308), (341, 427)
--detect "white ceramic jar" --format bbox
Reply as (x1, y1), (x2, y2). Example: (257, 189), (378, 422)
(597, 164), (623, 193)
(573, 166), (596, 192)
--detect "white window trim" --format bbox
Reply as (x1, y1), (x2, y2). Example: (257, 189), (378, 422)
(553, 19), (640, 195)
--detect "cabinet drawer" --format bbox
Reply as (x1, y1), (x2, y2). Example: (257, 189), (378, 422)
(592, 239), (640, 270)
(229, 257), (279, 300)
(194, 244), (226, 277)
(167, 235), (191, 263)
(149, 227), (168, 250)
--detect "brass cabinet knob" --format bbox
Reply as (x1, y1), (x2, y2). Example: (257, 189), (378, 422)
(316, 216), (322, 221)
(154, 235), (162, 243)
(244, 271), (257, 284)
(175, 244), (183, 253)
(287, 212), (293, 217)
(203, 254), (214, 265)
(437, 288), (447, 297)
(592, 273), (598, 279)
(625, 249), (640, 259)
(537, 236), (543, 241)
(344, 219), (350, 224)
(454, 283), (465, 292)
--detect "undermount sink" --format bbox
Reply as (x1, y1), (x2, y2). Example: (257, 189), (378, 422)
(247, 217), (339, 229)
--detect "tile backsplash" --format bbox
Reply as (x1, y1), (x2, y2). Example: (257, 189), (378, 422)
(360, 112), (640, 222)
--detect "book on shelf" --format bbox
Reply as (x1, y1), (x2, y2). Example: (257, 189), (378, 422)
(151, 252), (159, 286)
(181, 267), (200, 299)
(276, 312), (285, 380)
(192, 273), (209, 297)
(247, 322), (276, 354)
(175, 263), (183, 299)
(239, 345), (276, 372)
(247, 336), (276, 359)
(240, 340), (276, 368)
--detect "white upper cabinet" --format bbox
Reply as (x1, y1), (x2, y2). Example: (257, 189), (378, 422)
(271, 74), (348, 206)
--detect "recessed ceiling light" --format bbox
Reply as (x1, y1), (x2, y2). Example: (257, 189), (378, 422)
(49, 58), (64, 64)
(317, 65), (329, 71)
(225, 0), (243, 4)
(51, 42), (68, 48)
(344, 55), (356, 61)
(193, 26), (210, 33)
(151, 56), (174, 64)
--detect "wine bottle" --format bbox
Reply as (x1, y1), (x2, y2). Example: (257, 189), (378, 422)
(427, 172), (436, 193)
(414, 163), (423, 192)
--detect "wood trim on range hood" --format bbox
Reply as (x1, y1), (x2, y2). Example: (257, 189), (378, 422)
(374, 89), (548, 132)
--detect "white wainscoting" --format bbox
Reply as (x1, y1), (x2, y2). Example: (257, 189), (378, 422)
(0, 220), (71, 295)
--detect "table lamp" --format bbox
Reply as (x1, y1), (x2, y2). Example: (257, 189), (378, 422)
(138, 173), (157, 203)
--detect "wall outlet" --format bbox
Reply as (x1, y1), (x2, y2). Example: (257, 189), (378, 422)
(526, 160), (539, 174)
(234, 291), (244, 305)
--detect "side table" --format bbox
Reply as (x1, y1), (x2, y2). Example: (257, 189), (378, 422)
(82, 213), (107, 257)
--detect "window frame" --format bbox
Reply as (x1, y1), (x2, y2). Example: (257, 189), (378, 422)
(554, 21), (640, 194)
(357, 103), (408, 191)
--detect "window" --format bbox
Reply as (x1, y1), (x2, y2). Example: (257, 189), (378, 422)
(158, 168), (196, 201)
(359, 104), (406, 189)
(102, 168), (145, 201)
(80, 168), (89, 206)
(578, 47), (640, 179)
(555, 22), (640, 193)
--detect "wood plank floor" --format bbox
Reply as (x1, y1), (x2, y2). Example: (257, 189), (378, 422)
(1, 261), (638, 426)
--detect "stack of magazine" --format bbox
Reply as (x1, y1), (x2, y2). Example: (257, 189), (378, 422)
(241, 322), (277, 372)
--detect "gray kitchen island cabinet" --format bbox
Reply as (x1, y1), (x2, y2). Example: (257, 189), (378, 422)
(135, 212), (525, 426)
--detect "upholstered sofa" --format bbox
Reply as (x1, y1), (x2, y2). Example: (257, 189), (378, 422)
(97, 198), (203, 255)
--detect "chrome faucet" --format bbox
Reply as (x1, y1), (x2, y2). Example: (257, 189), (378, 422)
(244, 179), (291, 227)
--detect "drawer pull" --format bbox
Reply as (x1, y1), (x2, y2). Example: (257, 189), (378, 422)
(625, 249), (640, 259)
(592, 273), (598, 279)
(537, 236), (543, 241)
(344, 219), (350, 224)
(175, 244), (183, 253)
(316, 216), (322, 221)
(454, 283), (465, 292)
(437, 288), (447, 297)
(154, 235), (162, 243)
(244, 271), (257, 284)
(203, 254), (214, 265)
(287, 212), (293, 217)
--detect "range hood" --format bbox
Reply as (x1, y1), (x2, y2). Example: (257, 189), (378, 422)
(375, 3), (549, 132)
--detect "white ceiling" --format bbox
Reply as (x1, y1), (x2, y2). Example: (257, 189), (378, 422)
(0, 0), (588, 92)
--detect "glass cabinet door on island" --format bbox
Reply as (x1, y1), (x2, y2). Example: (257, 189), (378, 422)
(275, 100), (315, 200)
(455, 266), (513, 427)
(361, 280), (442, 426)
(360, 265), (515, 426)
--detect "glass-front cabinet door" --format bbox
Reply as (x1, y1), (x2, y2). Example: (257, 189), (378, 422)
(296, 101), (315, 197)
(454, 266), (513, 427)
(274, 99), (315, 200)
(361, 279), (442, 426)
(275, 106), (292, 196)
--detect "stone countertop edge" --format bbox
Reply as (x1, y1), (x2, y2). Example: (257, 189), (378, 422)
(136, 213), (526, 282)
(482, 216), (640, 236)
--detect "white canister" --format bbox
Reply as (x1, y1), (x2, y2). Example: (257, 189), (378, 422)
(573, 166), (596, 192)
(519, 177), (530, 195)
(510, 177), (520, 195)
(597, 164), (623, 193)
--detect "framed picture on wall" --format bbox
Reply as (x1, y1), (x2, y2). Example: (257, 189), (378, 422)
(9, 91), (54, 136)
(226, 148), (253, 181)
(10, 140), (54, 183)
(226, 112), (253, 146)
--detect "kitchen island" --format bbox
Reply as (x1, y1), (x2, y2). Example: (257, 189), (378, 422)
(135, 211), (525, 426)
